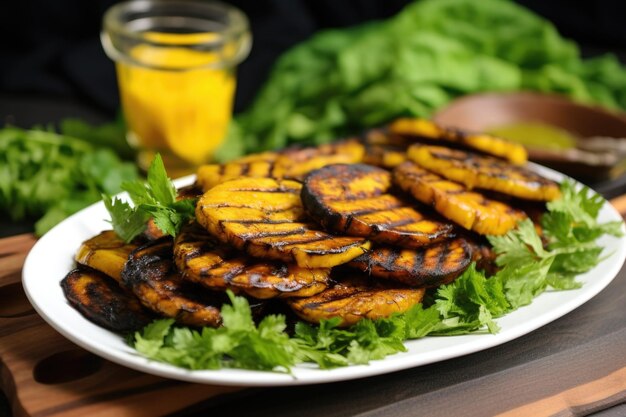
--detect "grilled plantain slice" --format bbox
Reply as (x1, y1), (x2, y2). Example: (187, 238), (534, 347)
(408, 145), (560, 201)
(302, 164), (455, 248)
(348, 238), (472, 287)
(176, 183), (203, 200)
(197, 151), (280, 192)
(394, 162), (526, 235)
(75, 231), (138, 282)
(361, 128), (413, 147)
(196, 140), (365, 192)
(466, 237), (498, 275)
(358, 128), (409, 168)
(362, 143), (407, 169)
(388, 118), (528, 165)
(122, 238), (226, 327)
(274, 139), (365, 180)
(61, 267), (153, 332)
(143, 218), (166, 241)
(286, 272), (425, 327)
(196, 177), (371, 268)
(174, 222), (330, 299)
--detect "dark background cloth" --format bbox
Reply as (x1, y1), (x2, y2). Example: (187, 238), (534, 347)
(2, 0), (626, 127)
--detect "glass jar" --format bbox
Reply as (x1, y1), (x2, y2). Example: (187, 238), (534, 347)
(101, 0), (251, 176)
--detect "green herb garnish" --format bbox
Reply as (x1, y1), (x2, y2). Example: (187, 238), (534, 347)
(104, 154), (196, 241)
(0, 124), (138, 235)
(129, 179), (623, 372)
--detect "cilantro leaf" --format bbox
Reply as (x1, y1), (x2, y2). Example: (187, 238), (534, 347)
(403, 304), (441, 339)
(133, 319), (175, 357)
(496, 258), (552, 309)
(121, 181), (155, 206)
(146, 154), (176, 205)
(434, 264), (508, 334)
(104, 154), (197, 242)
(346, 318), (406, 364)
(537, 180), (624, 285)
(132, 291), (300, 372)
(550, 246), (603, 275)
(488, 219), (546, 268)
(543, 180), (624, 245)
(547, 180), (603, 227)
(545, 273), (583, 290)
(221, 291), (256, 332)
(103, 195), (149, 242)
(0, 126), (139, 235)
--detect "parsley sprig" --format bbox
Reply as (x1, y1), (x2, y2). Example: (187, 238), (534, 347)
(104, 154), (196, 241)
(489, 181), (624, 303)
(0, 123), (138, 236)
(129, 179), (623, 372)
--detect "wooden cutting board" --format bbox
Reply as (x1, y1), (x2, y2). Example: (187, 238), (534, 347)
(2, 196), (625, 417)
(0, 234), (245, 417)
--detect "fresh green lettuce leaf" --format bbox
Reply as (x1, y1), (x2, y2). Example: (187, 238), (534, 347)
(230, 0), (626, 156)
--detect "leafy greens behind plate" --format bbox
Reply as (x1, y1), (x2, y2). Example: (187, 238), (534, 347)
(229, 0), (626, 157)
(0, 122), (138, 235)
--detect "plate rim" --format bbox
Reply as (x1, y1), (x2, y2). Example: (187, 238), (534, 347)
(22, 165), (626, 386)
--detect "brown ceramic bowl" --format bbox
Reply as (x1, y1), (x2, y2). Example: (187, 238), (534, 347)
(433, 92), (626, 181)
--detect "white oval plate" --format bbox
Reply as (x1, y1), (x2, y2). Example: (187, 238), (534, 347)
(23, 166), (626, 387)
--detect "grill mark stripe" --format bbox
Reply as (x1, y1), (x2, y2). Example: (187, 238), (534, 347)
(324, 193), (389, 203)
(343, 215), (354, 234)
(260, 235), (331, 247)
(227, 187), (301, 194)
(380, 248), (401, 272)
(199, 259), (226, 277)
(243, 232), (303, 240)
(434, 240), (451, 273)
(412, 247), (425, 275)
(287, 241), (362, 255)
(201, 203), (301, 213)
(234, 228), (308, 239)
(220, 219), (302, 225)
(337, 202), (405, 217)
(222, 265), (248, 282)
(370, 217), (419, 229)
(343, 207), (387, 217)
(285, 235), (363, 250)
(240, 162), (251, 176)
(268, 161), (279, 177)
(184, 247), (204, 261)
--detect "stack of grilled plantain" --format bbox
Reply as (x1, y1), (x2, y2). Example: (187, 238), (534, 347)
(62, 118), (560, 331)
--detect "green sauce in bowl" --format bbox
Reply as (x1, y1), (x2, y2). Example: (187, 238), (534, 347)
(487, 122), (577, 150)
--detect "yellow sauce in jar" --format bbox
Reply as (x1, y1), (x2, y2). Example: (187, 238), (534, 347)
(116, 32), (236, 175)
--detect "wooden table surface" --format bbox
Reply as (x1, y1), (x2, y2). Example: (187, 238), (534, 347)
(1, 197), (626, 417)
